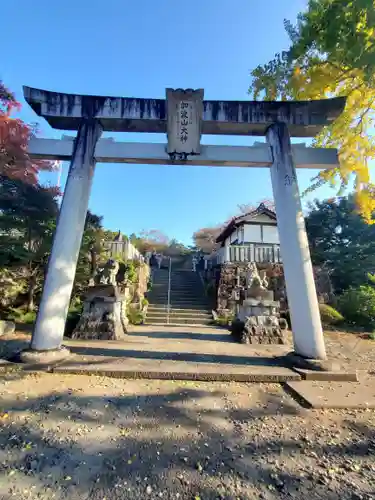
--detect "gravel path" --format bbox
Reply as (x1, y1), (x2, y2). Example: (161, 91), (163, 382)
(0, 373), (374, 500)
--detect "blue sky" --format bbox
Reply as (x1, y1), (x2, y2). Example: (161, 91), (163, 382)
(2, 0), (339, 244)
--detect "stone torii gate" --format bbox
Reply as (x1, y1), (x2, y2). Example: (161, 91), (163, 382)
(22, 86), (345, 363)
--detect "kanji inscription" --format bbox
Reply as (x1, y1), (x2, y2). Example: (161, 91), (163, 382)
(166, 89), (204, 158)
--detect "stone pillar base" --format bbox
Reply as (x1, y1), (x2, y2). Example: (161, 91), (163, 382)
(20, 346), (70, 365)
(284, 351), (338, 371)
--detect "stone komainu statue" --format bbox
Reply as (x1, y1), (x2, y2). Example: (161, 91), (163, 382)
(245, 262), (269, 291)
(95, 259), (120, 286)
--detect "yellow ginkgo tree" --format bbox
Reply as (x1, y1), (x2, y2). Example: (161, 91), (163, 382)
(249, 0), (375, 221)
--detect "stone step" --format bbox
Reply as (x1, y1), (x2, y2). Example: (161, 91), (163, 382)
(170, 300), (209, 309)
(171, 298), (208, 302)
(171, 292), (204, 296)
(148, 303), (211, 313)
(148, 308), (211, 313)
(148, 294), (207, 299)
(170, 287), (204, 291)
(147, 306), (212, 313)
(171, 294), (206, 298)
(171, 292), (205, 295)
(170, 288), (204, 292)
(154, 283), (201, 288)
(145, 317), (213, 326)
(147, 310), (211, 317)
(149, 299), (207, 305)
(147, 309), (212, 318)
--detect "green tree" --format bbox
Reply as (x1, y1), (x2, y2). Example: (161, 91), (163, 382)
(165, 238), (190, 256)
(306, 195), (375, 291)
(249, 0), (375, 221)
(0, 175), (59, 311)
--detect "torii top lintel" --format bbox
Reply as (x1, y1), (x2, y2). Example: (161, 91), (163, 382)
(23, 86), (345, 138)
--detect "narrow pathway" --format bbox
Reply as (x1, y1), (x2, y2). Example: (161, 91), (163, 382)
(52, 325), (296, 382)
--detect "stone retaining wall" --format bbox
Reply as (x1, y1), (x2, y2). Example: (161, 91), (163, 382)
(206, 263), (333, 315)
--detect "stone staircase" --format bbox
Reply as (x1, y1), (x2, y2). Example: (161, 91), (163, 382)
(145, 268), (212, 326)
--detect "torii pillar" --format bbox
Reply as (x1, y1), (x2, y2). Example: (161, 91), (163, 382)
(21, 103), (103, 363)
(21, 86), (345, 363)
(266, 123), (326, 359)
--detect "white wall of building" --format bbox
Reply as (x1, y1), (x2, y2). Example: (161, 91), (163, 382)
(262, 225), (279, 244)
(222, 213), (279, 247)
(243, 224), (262, 243)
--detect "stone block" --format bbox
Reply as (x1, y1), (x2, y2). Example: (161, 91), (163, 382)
(243, 298), (260, 306)
(261, 307), (271, 316)
(257, 316), (268, 326)
(0, 320), (15, 336)
(262, 290), (275, 301)
(285, 376), (374, 409)
(259, 300), (280, 307)
(234, 320), (287, 346)
(250, 306), (263, 316)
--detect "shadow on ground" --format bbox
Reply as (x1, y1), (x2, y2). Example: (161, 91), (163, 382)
(0, 374), (374, 500)
(68, 344), (286, 366)
(129, 330), (233, 342)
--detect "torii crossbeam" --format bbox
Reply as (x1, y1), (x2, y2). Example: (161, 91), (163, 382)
(23, 86), (346, 363)
(28, 136), (339, 169)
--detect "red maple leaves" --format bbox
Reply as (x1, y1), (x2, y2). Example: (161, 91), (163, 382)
(0, 81), (56, 185)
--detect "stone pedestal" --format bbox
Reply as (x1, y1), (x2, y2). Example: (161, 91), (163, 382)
(72, 285), (128, 341)
(232, 298), (287, 345)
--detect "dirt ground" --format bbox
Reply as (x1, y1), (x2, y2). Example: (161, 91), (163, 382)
(0, 372), (374, 500)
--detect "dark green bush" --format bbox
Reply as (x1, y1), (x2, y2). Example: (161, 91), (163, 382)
(112, 256), (138, 284)
(319, 303), (344, 326)
(127, 305), (145, 325)
(124, 260), (137, 283)
(6, 307), (36, 324)
(338, 285), (375, 329)
(214, 313), (233, 327)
